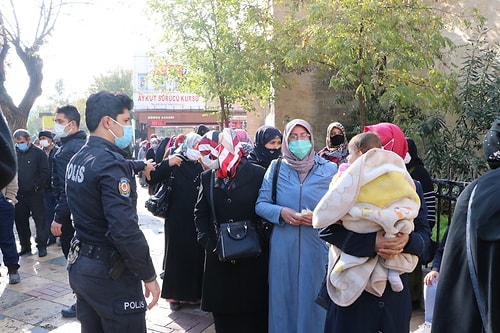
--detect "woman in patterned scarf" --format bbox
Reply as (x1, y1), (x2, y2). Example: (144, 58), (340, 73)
(194, 128), (269, 332)
(318, 122), (349, 166)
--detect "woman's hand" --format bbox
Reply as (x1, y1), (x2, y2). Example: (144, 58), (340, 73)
(423, 270), (440, 285)
(298, 215), (313, 226)
(280, 207), (301, 225)
(168, 155), (183, 167)
(375, 231), (409, 259)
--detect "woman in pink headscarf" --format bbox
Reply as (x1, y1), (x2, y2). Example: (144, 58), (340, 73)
(314, 122), (431, 333)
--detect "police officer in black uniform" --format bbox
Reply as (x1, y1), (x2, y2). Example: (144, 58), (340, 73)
(65, 91), (160, 333)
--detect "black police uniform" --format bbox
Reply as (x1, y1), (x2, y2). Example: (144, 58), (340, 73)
(65, 136), (156, 333)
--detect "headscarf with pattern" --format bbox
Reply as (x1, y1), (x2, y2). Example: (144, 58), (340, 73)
(216, 128), (245, 179)
(235, 129), (253, 156)
(175, 132), (202, 161)
(325, 122), (348, 151)
(198, 130), (220, 159)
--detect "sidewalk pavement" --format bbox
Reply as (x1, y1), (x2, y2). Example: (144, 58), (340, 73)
(0, 184), (423, 332)
(0, 185), (215, 333)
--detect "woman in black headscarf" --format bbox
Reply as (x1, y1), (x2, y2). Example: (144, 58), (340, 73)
(247, 125), (283, 169)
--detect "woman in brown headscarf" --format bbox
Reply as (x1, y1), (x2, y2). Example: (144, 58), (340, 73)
(256, 119), (338, 333)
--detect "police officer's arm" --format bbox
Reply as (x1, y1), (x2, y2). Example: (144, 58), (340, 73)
(100, 161), (157, 283)
(52, 148), (80, 236)
(129, 159), (155, 177)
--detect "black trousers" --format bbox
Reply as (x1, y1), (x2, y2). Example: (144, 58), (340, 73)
(0, 196), (20, 270)
(69, 255), (147, 333)
(14, 191), (48, 249)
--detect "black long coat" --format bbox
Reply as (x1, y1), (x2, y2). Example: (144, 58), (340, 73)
(149, 157), (204, 301)
(432, 167), (500, 333)
(194, 159), (268, 314)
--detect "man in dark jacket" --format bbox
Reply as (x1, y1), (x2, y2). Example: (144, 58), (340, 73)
(13, 129), (50, 257)
(432, 117), (500, 333)
(39, 130), (58, 246)
(50, 105), (87, 317)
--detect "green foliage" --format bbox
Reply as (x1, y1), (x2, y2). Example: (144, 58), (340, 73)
(449, 24), (499, 180)
(273, 0), (457, 128)
(88, 68), (133, 97)
(147, 0), (279, 127)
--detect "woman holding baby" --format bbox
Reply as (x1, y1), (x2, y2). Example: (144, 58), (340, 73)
(256, 119), (338, 333)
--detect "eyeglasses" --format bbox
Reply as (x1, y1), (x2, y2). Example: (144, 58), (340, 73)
(288, 133), (311, 141)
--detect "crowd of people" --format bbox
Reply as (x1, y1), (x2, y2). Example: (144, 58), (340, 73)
(0, 90), (499, 333)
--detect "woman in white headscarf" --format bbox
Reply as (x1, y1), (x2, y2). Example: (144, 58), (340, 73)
(256, 119), (338, 333)
(148, 132), (204, 311)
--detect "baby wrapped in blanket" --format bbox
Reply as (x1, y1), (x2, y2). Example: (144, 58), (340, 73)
(313, 133), (420, 306)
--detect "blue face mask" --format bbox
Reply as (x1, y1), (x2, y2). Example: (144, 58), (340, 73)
(288, 140), (312, 160)
(16, 142), (29, 152)
(109, 118), (134, 149)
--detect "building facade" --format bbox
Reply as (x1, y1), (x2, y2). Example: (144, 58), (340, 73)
(132, 52), (247, 140)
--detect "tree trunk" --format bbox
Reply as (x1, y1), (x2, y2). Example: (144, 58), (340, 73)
(219, 95), (228, 129)
(0, 39), (44, 133)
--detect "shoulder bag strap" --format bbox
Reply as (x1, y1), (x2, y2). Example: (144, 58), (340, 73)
(465, 185), (488, 332)
(209, 169), (217, 227)
(271, 157), (282, 205)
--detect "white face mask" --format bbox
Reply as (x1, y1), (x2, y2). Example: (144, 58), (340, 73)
(186, 148), (201, 161)
(54, 123), (70, 138)
(201, 154), (219, 170)
(40, 139), (50, 148)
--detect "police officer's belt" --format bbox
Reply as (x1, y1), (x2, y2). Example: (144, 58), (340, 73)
(79, 243), (113, 261)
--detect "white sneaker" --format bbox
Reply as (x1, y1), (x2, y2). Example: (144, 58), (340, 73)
(412, 322), (431, 333)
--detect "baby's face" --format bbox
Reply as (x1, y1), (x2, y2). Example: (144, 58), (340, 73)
(347, 149), (362, 164)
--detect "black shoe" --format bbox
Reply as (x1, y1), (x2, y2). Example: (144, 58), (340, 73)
(61, 303), (77, 317)
(169, 301), (183, 311)
(38, 247), (47, 257)
(18, 247), (31, 256)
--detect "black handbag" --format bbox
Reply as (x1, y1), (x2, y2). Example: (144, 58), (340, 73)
(145, 170), (175, 218)
(209, 170), (262, 262)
